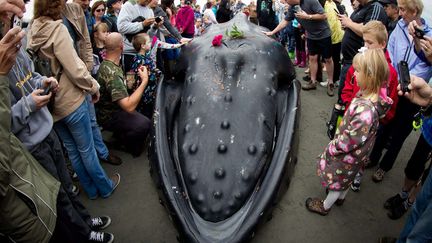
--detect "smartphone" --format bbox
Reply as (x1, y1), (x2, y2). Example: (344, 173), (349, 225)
(41, 84), (51, 96)
(11, 15), (22, 28)
(397, 61), (410, 94)
(293, 5), (301, 13)
(414, 27), (425, 39)
(155, 16), (162, 23)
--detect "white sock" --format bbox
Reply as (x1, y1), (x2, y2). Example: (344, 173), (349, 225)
(323, 190), (341, 210)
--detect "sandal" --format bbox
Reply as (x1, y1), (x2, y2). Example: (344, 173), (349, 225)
(305, 197), (330, 216)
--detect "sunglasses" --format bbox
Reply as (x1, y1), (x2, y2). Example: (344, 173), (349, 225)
(95, 8), (105, 12)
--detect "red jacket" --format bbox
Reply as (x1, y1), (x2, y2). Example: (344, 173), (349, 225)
(341, 50), (399, 124)
(175, 5), (195, 35)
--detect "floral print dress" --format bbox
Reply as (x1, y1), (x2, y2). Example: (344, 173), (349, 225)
(317, 96), (391, 191)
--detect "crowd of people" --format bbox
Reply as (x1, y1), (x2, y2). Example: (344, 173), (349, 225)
(0, 0), (432, 242)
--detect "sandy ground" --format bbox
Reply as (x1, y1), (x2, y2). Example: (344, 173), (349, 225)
(79, 67), (420, 243)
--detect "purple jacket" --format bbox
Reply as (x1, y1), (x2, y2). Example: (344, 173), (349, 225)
(176, 5), (195, 35)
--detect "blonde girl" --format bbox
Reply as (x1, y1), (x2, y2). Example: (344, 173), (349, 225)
(305, 49), (393, 215)
(93, 22), (109, 62)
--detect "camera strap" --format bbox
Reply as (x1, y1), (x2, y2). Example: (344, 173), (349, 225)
(398, 21), (414, 64)
(402, 41), (413, 63)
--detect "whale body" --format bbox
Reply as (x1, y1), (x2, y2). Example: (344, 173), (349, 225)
(149, 14), (300, 242)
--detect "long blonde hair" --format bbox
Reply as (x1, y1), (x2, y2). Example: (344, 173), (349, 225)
(353, 49), (389, 95)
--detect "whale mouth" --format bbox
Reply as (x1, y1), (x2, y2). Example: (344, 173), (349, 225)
(148, 13), (300, 242)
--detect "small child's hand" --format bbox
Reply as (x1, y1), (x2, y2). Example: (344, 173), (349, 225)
(138, 66), (149, 87)
(180, 38), (191, 44)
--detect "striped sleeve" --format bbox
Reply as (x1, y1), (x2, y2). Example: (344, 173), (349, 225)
(364, 2), (388, 25)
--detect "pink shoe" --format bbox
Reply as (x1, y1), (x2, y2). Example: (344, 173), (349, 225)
(293, 49), (301, 66)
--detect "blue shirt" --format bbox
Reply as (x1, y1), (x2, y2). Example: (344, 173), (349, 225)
(388, 18), (432, 81)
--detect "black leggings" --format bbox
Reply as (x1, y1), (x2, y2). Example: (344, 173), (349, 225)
(370, 98), (420, 172)
(405, 134), (432, 181)
(294, 28), (305, 52)
(331, 42), (341, 83)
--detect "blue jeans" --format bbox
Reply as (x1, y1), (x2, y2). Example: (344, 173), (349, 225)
(398, 169), (432, 242)
(86, 95), (109, 160)
(54, 100), (113, 199)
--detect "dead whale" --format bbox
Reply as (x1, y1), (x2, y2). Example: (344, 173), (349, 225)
(149, 14), (300, 243)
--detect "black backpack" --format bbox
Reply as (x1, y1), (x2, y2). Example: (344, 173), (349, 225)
(27, 48), (54, 78)
(26, 48), (62, 111)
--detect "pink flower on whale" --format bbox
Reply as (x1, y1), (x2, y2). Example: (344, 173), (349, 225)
(212, 35), (223, 47)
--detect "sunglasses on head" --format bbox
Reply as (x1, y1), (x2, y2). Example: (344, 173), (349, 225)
(96, 8), (105, 12)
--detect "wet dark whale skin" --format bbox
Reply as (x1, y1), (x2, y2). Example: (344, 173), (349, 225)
(149, 14), (300, 242)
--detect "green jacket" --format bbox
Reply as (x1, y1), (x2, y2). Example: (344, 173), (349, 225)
(0, 75), (60, 242)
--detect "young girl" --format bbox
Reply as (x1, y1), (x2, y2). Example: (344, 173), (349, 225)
(129, 33), (184, 116)
(305, 49), (392, 216)
(92, 22), (109, 76)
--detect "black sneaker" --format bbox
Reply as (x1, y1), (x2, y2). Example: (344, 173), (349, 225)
(91, 216), (112, 230)
(99, 152), (123, 166)
(387, 200), (410, 220)
(88, 231), (114, 243)
(350, 183), (360, 192)
(384, 194), (405, 209)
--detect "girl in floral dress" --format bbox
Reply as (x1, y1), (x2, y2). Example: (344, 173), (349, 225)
(305, 49), (393, 215)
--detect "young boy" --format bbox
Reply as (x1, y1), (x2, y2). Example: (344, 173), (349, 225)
(129, 33), (183, 116)
(340, 20), (399, 191)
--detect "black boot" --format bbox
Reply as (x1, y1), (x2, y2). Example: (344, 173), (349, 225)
(326, 104), (345, 140)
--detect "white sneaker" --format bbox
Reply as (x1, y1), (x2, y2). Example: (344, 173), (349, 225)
(91, 216), (112, 230)
(319, 80), (328, 87)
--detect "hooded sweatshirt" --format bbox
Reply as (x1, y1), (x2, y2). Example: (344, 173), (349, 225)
(176, 5), (195, 35)
(27, 17), (99, 121)
(8, 46), (53, 152)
